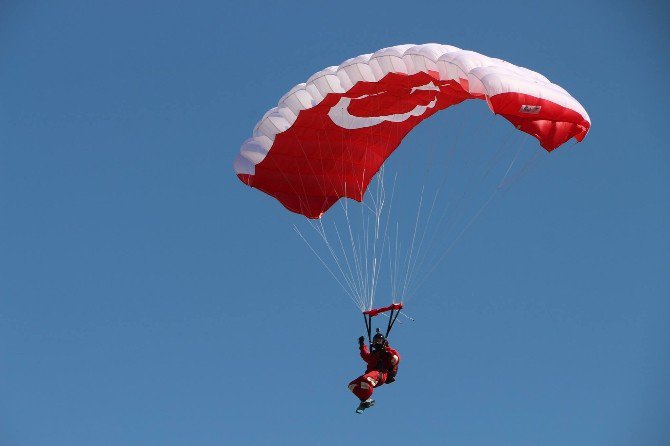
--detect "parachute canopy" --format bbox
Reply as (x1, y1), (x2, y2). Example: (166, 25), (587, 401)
(234, 43), (591, 219)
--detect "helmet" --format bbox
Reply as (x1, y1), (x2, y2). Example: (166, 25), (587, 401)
(371, 330), (387, 350)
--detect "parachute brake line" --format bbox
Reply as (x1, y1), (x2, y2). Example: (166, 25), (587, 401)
(362, 303), (403, 343)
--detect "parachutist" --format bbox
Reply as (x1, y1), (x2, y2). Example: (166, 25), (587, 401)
(348, 331), (400, 413)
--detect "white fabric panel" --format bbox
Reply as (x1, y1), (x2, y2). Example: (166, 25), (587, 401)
(335, 67), (355, 91)
(370, 45), (414, 76)
(436, 50), (469, 83)
(405, 44), (458, 76)
(253, 109), (289, 141)
(237, 137), (272, 175)
(339, 54), (376, 85)
(305, 82), (325, 102)
(401, 50), (419, 74)
(252, 108), (276, 138)
(280, 85), (316, 113)
(371, 54), (409, 77)
(252, 135), (273, 151)
(276, 106), (297, 126)
(449, 51), (495, 74)
(239, 139), (269, 163)
(405, 43), (459, 62)
(306, 67), (344, 96)
(495, 59), (550, 84)
(234, 153), (254, 175)
(371, 44), (416, 58)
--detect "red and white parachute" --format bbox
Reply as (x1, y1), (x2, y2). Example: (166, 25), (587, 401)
(234, 43), (591, 219)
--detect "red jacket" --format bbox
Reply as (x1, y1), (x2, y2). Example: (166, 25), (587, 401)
(359, 344), (400, 382)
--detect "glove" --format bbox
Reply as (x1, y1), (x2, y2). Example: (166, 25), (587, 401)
(386, 373), (396, 384)
(358, 336), (365, 347)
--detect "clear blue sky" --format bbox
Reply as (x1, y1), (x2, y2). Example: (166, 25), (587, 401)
(1, 1), (669, 445)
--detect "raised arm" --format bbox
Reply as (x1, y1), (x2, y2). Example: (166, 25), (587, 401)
(358, 336), (372, 362)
